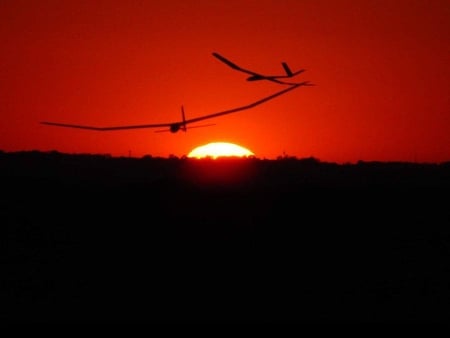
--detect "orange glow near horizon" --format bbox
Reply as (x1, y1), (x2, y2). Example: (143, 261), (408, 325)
(187, 142), (255, 159)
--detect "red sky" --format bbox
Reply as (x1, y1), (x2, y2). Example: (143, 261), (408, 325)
(1, 0), (449, 163)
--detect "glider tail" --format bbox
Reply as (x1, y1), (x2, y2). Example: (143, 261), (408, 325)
(282, 63), (306, 77)
(181, 105), (216, 131)
(282, 62), (293, 77)
(181, 105), (187, 131)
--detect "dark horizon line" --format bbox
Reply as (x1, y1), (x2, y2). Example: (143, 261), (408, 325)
(1, 149), (449, 166)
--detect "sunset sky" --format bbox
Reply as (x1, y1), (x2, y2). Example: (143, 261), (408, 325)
(1, 0), (449, 163)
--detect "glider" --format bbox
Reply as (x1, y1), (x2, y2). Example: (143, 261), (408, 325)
(212, 52), (313, 86)
(41, 83), (303, 133)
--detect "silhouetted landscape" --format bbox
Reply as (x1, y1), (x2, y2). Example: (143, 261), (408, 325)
(2, 150), (450, 320)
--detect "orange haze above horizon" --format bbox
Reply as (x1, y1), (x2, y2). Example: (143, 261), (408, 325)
(1, 0), (449, 164)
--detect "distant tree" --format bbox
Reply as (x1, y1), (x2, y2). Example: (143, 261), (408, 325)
(276, 152), (298, 161)
(298, 156), (320, 164)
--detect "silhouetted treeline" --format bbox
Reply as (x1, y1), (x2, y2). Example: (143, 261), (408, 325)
(1, 150), (449, 189)
(1, 150), (450, 320)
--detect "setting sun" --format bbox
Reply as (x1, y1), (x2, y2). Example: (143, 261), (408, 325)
(187, 142), (255, 159)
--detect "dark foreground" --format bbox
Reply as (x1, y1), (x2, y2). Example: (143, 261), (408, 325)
(2, 151), (450, 320)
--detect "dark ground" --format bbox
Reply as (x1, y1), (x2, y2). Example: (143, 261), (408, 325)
(1, 150), (450, 320)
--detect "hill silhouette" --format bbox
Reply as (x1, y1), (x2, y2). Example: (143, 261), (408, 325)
(1, 150), (450, 320)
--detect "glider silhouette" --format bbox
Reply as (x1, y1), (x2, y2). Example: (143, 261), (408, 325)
(212, 52), (313, 86)
(41, 83), (303, 133)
